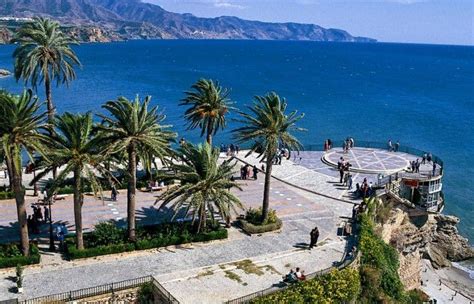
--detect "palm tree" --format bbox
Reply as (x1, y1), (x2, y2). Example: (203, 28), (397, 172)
(0, 90), (49, 256)
(181, 79), (233, 145)
(33, 112), (110, 250)
(233, 92), (304, 224)
(156, 143), (242, 233)
(98, 95), (175, 241)
(13, 17), (81, 125)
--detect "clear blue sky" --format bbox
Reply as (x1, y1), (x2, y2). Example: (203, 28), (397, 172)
(146, 0), (473, 45)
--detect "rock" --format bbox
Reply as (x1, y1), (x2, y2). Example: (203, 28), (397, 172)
(0, 69), (11, 77)
(424, 245), (451, 269)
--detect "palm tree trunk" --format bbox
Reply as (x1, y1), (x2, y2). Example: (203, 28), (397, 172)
(45, 74), (57, 179)
(261, 157), (273, 224)
(206, 121), (213, 146)
(127, 144), (137, 241)
(10, 149), (29, 256)
(73, 167), (84, 250)
(197, 204), (206, 234)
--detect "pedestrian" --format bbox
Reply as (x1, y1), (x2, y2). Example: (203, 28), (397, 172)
(395, 140), (400, 152)
(350, 137), (354, 149)
(252, 165), (258, 180)
(235, 145), (240, 155)
(309, 227), (319, 249)
(415, 159), (420, 173)
(261, 164), (265, 172)
(327, 139), (332, 150)
(427, 153), (432, 163)
(411, 160), (416, 172)
(422, 153), (427, 164)
(432, 162), (436, 176)
(44, 206), (49, 223)
(387, 139), (393, 152)
(339, 166), (344, 184)
(324, 140), (328, 152)
(111, 184), (118, 201)
(56, 225), (64, 251)
(347, 173), (353, 190)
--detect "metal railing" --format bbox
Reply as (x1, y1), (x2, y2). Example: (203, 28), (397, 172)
(15, 275), (178, 304)
(303, 140), (444, 167)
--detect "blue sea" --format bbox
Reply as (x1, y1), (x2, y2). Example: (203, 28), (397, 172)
(0, 40), (473, 246)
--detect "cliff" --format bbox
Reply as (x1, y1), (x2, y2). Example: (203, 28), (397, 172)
(0, 0), (376, 43)
(376, 197), (473, 290)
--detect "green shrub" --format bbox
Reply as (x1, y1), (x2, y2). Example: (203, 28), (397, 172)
(0, 191), (14, 200)
(67, 221), (228, 260)
(137, 282), (155, 304)
(0, 244), (40, 268)
(86, 222), (125, 247)
(251, 268), (360, 304)
(239, 218), (282, 234)
(245, 207), (278, 225)
(358, 214), (405, 302)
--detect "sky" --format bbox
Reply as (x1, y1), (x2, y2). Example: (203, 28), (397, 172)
(146, 0), (474, 45)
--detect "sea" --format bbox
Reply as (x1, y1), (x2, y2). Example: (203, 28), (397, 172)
(0, 40), (473, 273)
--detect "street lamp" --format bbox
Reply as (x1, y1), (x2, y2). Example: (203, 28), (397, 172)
(47, 194), (55, 252)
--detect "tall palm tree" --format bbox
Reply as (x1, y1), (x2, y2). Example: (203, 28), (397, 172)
(98, 95), (175, 241)
(156, 143), (242, 233)
(13, 17), (81, 125)
(33, 112), (110, 250)
(0, 90), (49, 256)
(181, 79), (233, 145)
(233, 92), (304, 224)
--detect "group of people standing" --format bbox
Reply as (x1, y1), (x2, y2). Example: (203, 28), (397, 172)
(387, 139), (400, 152)
(220, 143), (240, 157)
(355, 178), (374, 199)
(343, 137), (355, 153)
(27, 205), (49, 234)
(338, 157), (353, 190)
(240, 164), (259, 180)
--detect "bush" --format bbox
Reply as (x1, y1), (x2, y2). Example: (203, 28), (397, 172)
(251, 268), (360, 304)
(238, 218), (282, 234)
(86, 222), (124, 247)
(245, 207), (278, 225)
(0, 244), (40, 268)
(137, 282), (155, 304)
(66, 221), (228, 260)
(358, 214), (405, 302)
(0, 191), (14, 200)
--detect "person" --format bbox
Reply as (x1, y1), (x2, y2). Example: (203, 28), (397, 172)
(432, 162), (436, 176)
(415, 159), (420, 173)
(309, 227), (319, 249)
(111, 184), (118, 201)
(44, 206), (50, 223)
(427, 153), (432, 163)
(327, 139), (332, 150)
(422, 153), (427, 164)
(395, 140), (400, 152)
(27, 215), (33, 233)
(411, 160), (416, 173)
(179, 137), (186, 146)
(283, 269), (298, 283)
(337, 157), (344, 170)
(235, 145), (240, 155)
(56, 225), (64, 251)
(324, 140), (328, 152)
(295, 267), (306, 281)
(350, 137), (354, 149)
(252, 165), (258, 180)
(339, 166), (344, 184)
(387, 139), (393, 152)
(347, 173), (353, 190)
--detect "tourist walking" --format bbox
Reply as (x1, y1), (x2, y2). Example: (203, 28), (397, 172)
(395, 140), (400, 152)
(111, 184), (118, 201)
(309, 227), (319, 249)
(347, 173), (353, 190)
(327, 139), (332, 150)
(339, 166), (344, 184)
(415, 159), (420, 173)
(422, 153), (427, 164)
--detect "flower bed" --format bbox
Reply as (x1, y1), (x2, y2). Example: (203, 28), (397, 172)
(238, 208), (282, 234)
(0, 243), (41, 268)
(66, 221), (227, 260)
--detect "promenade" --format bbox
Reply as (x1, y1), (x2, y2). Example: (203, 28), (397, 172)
(0, 147), (458, 303)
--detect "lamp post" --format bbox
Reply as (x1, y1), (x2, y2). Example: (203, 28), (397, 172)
(48, 195), (55, 252)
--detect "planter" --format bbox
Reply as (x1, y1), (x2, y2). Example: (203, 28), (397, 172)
(238, 218), (283, 234)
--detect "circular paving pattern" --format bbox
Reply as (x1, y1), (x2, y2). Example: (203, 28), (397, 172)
(322, 147), (411, 174)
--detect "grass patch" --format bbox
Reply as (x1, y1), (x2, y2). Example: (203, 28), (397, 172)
(232, 259), (264, 276)
(196, 269), (214, 278)
(224, 270), (243, 284)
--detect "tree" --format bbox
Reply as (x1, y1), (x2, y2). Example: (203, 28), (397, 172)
(98, 95), (175, 241)
(156, 143), (242, 233)
(33, 112), (109, 250)
(0, 90), (49, 255)
(181, 79), (234, 145)
(233, 92), (304, 223)
(13, 17), (81, 126)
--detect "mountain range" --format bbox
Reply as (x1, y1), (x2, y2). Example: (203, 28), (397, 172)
(0, 0), (376, 43)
